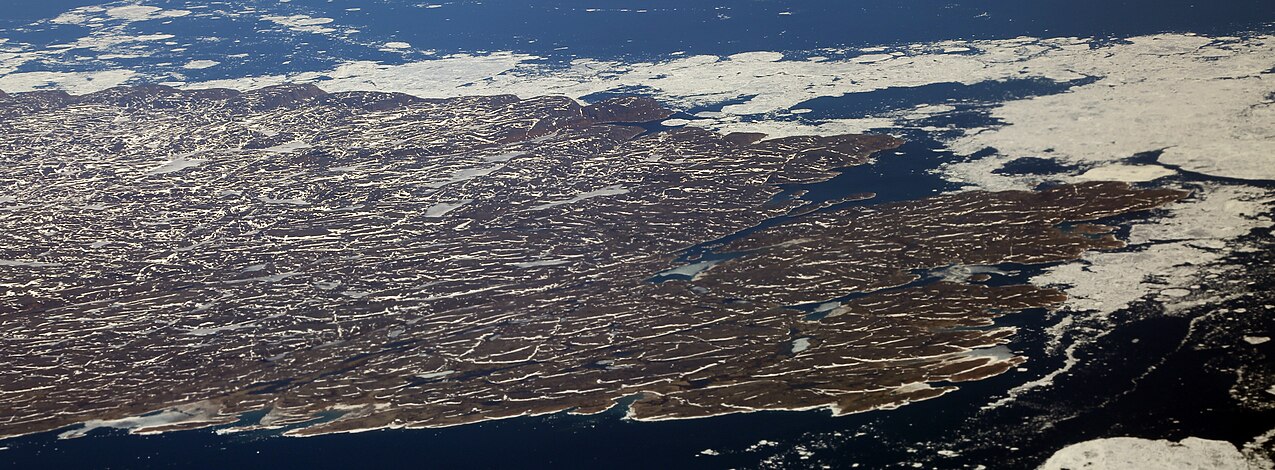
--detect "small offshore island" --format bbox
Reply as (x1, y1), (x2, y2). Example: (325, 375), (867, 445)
(0, 84), (1186, 439)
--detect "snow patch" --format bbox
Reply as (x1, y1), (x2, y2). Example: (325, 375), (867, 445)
(0, 259), (61, 268)
(791, 337), (812, 354)
(424, 200), (470, 218)
(146, 155), (207, 175)
(58, 401), (222, 439)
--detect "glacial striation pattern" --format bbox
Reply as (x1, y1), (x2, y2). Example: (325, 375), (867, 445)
(0, 85), (1185, 438)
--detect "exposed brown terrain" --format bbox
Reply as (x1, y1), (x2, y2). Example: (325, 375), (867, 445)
(0, 84), (1184, 438)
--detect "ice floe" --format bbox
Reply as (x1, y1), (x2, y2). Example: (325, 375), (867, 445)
(1075, 164), (1176, 183)
(105, 5), (190, 22)
(1244, 336), (1271, 346)
(1034, 184), (1273, 316)
(182, 60), (220, 70)
(260, 15), (337, 34)
(163, 33), (1270, 186)
(1041, 436), (1257, 470)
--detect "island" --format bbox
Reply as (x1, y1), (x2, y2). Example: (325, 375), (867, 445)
(0, 84), (1185, 438)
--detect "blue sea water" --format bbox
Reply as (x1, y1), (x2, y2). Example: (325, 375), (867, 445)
(4, 0), (1275, 84)
(2, 1), (1274, 468)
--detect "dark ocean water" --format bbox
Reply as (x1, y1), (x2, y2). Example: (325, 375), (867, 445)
(2, 1), (1274, 468)
(4, 0), (1275, 83)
